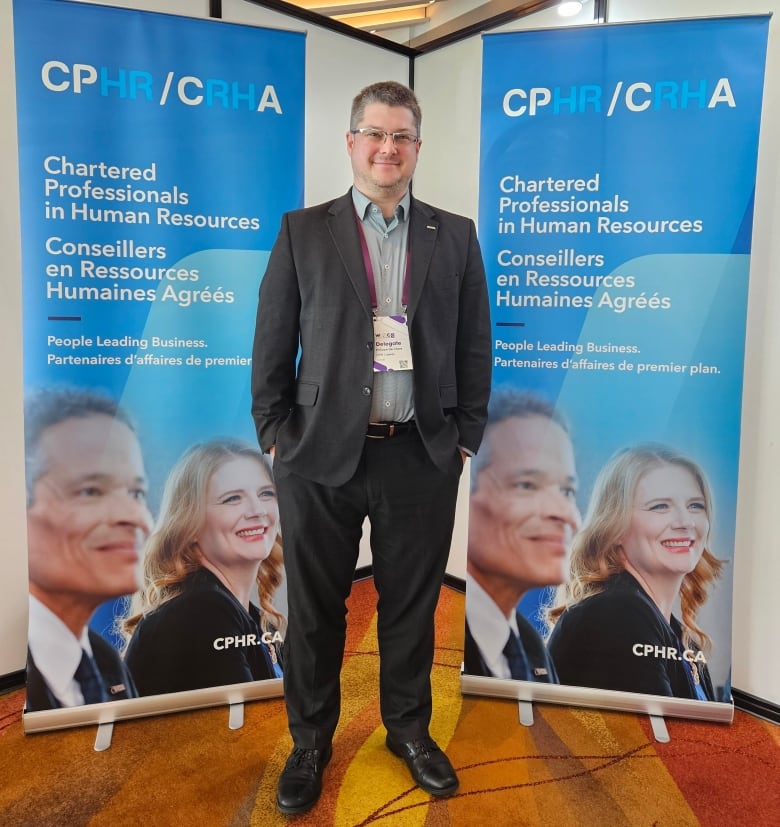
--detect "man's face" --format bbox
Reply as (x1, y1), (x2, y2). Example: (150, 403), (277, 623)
(346, 102), (421, 202)
(27, 414), (153, 624)
(468, 415), (581, 607)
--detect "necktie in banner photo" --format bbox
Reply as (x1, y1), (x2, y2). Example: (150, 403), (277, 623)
(502, 629), (530, 681)
(74, 649), (108, 704)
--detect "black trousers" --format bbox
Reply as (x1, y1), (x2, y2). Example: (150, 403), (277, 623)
(274, 428), (462, 749)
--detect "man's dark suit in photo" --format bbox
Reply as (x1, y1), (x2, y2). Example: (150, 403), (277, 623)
(252, 81), (492, 815)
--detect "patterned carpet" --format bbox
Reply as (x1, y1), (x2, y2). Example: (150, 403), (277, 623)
(1, 580), (778, 826)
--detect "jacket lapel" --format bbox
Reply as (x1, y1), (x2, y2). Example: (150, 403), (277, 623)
(327, 192), (373, 319)
(89, 629), (134, 700)
(406, 198), (437, 321)
(25, 650), (61, 711)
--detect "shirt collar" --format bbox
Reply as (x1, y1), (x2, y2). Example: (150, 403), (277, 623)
(28, 593), (92, 702)
(351, 186), (410, 222)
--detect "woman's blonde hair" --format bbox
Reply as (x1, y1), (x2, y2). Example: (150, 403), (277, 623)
(546, 444), (724, 650)
(122, 439), (286, 645)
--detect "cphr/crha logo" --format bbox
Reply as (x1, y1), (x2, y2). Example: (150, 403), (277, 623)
(40, 61), (283, 112)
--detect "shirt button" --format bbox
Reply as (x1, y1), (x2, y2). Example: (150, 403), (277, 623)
(362, 386), (371, 396)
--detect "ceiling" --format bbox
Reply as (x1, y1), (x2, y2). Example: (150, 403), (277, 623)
(257, 0), (584, 52)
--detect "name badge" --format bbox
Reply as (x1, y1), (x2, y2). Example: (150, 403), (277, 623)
(373, 314), (413, 372)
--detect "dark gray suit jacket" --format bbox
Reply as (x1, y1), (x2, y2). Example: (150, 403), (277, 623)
(251, 191), (492, 486)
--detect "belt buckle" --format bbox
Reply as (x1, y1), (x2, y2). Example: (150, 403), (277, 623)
(367, 422), (393, 439)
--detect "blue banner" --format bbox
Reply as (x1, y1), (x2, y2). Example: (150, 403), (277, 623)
(466, 17), (769, 719)
(15, 0), (304, 727)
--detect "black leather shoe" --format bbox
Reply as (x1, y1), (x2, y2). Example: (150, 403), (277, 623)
(276, 744), (332, 815)
(386, 735), (459, 797)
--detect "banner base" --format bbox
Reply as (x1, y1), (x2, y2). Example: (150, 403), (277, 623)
(94, 721), (114, 752)
(648, 715), (670, 743)
(461, 672), (734, 724)
(519, 700), (534, 727)
(23, 677), (284, 735)
(228, 702), (245, 730)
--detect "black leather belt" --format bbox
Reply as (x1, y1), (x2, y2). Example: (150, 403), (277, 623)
(366, 420), (416, 439)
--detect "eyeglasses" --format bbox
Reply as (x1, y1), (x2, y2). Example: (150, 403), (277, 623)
(350, 128), (419, 147)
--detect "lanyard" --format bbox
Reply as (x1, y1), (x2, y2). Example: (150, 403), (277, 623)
(354, 208), (410, 310)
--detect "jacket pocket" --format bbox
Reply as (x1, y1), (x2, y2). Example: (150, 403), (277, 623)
(429, 271), (460, 291)
(439, 384), (457, 409)
(295, 380), (319, 406)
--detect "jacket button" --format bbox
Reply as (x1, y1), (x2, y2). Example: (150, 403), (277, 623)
(366, 341), (373, 350)
(362, 386), (371, 396)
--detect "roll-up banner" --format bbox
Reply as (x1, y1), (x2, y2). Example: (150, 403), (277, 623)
(464, 17), (770, 723)
(14, 0), (305, 733)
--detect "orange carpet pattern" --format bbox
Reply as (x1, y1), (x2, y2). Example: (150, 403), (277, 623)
(1, 579), (778, 826)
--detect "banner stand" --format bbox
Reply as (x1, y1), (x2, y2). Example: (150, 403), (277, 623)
(461, 672), (734, 725)
(14, 0), (303, 735)
(82, 698), (248, 753)
(513, 697), (674, 744)
(229, 702), (245, 731)
(519, 701), (534, 727)
(466, 15), (769, 728)
(514, 698), (672, 741)
(24, 677), (285, 735)
(649, 716), (670, 743)
(94, 722), (113, 752)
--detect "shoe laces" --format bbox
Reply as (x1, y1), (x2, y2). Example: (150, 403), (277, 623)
(409, 738), (439, 759)
(290, 747), (320, 767)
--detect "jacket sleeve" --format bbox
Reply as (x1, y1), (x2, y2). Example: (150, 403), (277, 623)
(454, 218), (492, 455)
(251, 213), (302, 452)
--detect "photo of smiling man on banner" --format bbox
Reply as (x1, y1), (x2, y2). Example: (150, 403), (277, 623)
(24, 387), (152, 711)
(465, 390), (580, 683)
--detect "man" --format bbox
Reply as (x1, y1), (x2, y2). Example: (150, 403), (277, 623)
(252, 81), (491, 814)
(465, 391), (581, 682)
(24, 387), (153, 711)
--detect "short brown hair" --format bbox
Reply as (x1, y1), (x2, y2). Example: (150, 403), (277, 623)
(350, 81), (421, 134)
